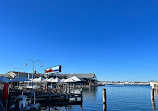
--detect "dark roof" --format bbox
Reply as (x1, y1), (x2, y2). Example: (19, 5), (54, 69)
(12, 71), (44, 77)
(4, 71), (97, 80)
(5, 71), (46, 79)
(68, 73), (96, 79)
(48, 73), (96, 79)
(48, 73), (69, 79)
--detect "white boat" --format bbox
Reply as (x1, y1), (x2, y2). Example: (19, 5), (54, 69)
(150, 81), (158, 88)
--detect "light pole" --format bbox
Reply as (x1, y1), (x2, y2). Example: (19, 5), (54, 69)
(14, 68), (25, 78)
(24, 59), (43, 103)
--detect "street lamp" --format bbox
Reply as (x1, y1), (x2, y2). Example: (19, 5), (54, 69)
(14, 68), (25, 78)
(24, 59), (43, 83)
(24, 59), (43, 103)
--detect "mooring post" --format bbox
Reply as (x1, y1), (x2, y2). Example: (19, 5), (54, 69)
(151, 88), (155, 111)
(103, 89), (107, 111)
(66, 84), (67, 93)
(89, 80), (91, 87)
(151, 88), (155, 101)
(49, 89), (51, 111)
(75, 96), (77, 102)
(69, 84), (70, 94)
(49, 89), (51, 101)
(81, 88), (83, 102)
(65, 106), (68, 111)
(80, 88), (83, 111)
(73, 84), (75, 93)
(80, 104), (83, 111)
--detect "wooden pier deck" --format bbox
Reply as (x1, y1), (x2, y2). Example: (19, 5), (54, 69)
(10, 88), (83, 107)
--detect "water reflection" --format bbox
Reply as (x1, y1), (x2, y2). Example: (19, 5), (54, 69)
(83, 87), (97, 96)
(82, 86), (106, 111)
(41, 85), (154, 111)
(40, 87), (98, 111)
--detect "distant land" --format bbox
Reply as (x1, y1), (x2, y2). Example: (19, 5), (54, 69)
(98, 81), (150, 86)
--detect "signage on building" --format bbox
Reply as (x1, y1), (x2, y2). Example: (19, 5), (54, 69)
(45, 65), (61, 74)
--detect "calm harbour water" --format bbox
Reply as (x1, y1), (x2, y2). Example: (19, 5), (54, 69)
(68, 85), (154, 111)
(43, 85), (155, 111)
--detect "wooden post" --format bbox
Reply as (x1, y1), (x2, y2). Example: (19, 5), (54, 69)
(73, 84), (75, 93)
(65, 106), (68, 111)
(66, 84), (67, 94)
(151, 88), (155, 101)
(81, 89), (83, 102)
(151, 88), (155, 111)
(49, 90), (51, 111)
(89, 86), (91, 92)
(75, 96), (77, 102)
(80, 88), (83, 111)
(80, 105), (83, 111)
(69, 84), (70, 94)
(49, 90), (51, 102)
(103, 89), (107, 111)
(89, 80), (91, 87)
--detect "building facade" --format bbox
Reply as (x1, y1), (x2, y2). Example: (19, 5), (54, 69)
(1, 71), (98, 85)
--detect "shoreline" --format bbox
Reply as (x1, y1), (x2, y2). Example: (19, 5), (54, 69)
(98, 81), (150, 86)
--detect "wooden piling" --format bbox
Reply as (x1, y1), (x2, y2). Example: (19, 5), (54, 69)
(66, 84), (67, 93)
(49, 90), (51, 111)
(75, 96), (77, 101)
(151, 88), (155, 111)
(81, 89), (83, 102)
(80, 105), (83, 111)
(89, 80), (91, 87)
(156, 85), (158, 92)
(81, 88), (83, 111)
(103, 89), (107, 111)
(73, 84), (75, 93)
(151, 88), (155, 101)
(69, 84), (70, 94)
(49, 90), (51, 101)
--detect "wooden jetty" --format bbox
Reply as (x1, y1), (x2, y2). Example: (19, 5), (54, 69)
(0, 83), (84, 110)
(8, 87), (83, 110)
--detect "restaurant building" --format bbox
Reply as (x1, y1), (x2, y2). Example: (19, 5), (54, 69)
(1, 71), (98, 85)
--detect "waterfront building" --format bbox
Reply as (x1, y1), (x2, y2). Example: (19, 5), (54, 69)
(48, 73), (97, 85)
(0, 71), (98, 85)
(4, 71), (45, 79)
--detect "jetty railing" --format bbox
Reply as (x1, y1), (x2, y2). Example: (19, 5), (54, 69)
(9, 85), (83, 108)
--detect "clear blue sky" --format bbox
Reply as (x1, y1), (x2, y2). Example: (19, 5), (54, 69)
(0, 0), (158, 81)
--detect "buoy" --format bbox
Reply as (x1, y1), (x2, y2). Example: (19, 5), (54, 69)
(2, 83), (9, 100)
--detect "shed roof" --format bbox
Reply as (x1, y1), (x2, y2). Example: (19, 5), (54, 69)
(48, 73), (96, 79)
(6, 71), (45, 78)
(68, 73), (96, 79)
